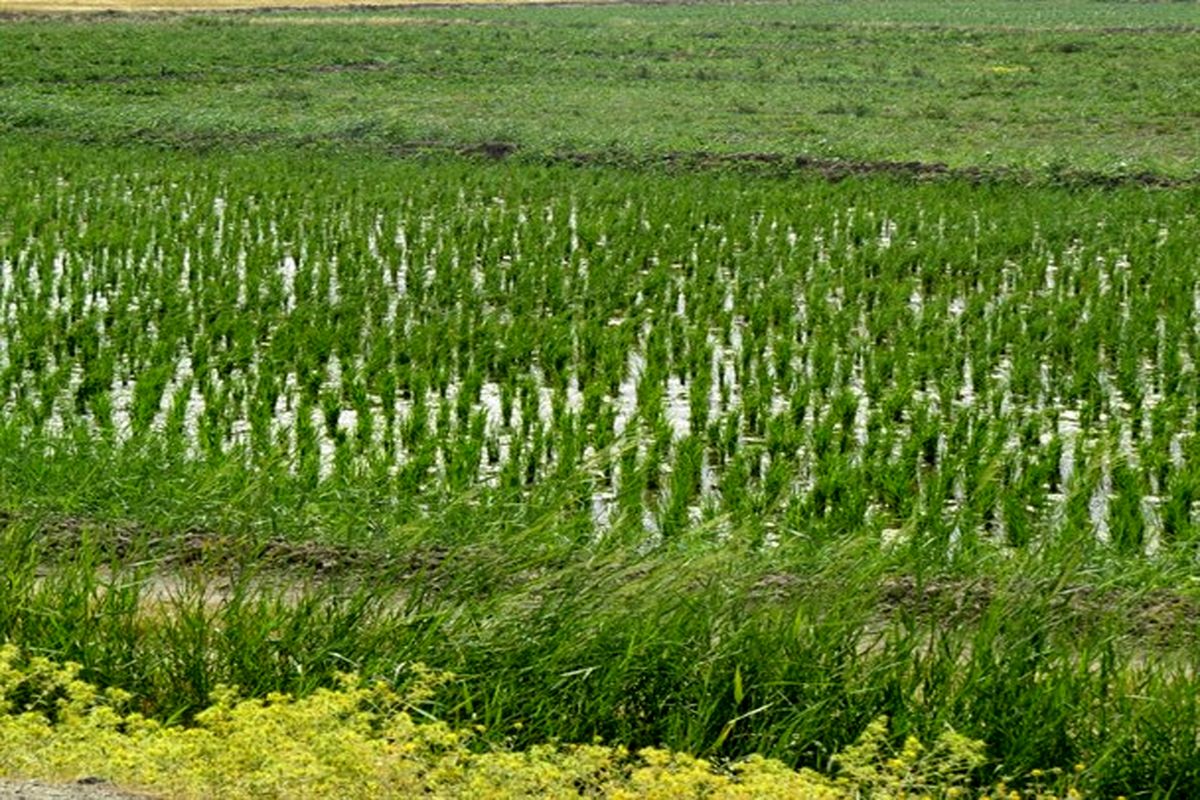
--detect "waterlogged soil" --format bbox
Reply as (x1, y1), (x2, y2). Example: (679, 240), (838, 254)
(390, 141), (1200, 189)
(23, 510), (447, 577)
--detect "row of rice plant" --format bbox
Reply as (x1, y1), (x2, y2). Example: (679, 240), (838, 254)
(2, 142), (1199, 797)
(3, 148), (1197, 559)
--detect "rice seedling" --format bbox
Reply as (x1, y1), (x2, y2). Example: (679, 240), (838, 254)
(0, 131), (1197, 794)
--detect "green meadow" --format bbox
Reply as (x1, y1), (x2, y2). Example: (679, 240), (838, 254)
(1, 0), (1198, 175)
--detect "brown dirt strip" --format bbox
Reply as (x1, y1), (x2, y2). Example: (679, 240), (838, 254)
(2, 0), (1195, 34)
(0, 780), (152, 800)
(26, 510), (448, 577)
(0, 0), (540, 11)
(0, 0), (653, 13)
(437, 142), (1200, 189)
(774, 20), (1200, 35)
(246, 13), (482, 22)
(10, 508), (1197, 643)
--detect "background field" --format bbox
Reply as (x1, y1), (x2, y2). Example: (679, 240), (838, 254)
(1, 0), (1198, 177)
(1, 2), (1200, 798)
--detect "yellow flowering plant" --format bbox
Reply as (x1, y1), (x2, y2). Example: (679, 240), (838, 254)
(0, 645), (1087, 799)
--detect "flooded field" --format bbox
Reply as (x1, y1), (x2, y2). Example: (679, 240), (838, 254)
(2, 150), (1197, 559)
(1, 78), (1200, 800)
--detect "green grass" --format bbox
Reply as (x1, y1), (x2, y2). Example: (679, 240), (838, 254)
(0, 0), (1198, 177)
(2, 2), (1200, 796)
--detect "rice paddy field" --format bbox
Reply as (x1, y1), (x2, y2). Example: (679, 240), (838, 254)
(1, 0), (1199, 797)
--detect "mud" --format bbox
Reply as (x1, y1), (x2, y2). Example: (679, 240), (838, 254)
(750, 568), (1199, 643)
(377, 140), (1200, 189)
(547, 149), (1199, 189)
(19, 511), (448, 578)
(6, 507), (1199, 643)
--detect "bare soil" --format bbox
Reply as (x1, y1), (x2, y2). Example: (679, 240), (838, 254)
(379, 140), (1200, 189)
(0, 780), (152, 800)
(0, 0), (594, 12)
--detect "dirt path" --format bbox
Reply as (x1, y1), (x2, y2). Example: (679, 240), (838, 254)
(0, 0), (590, 11)
(0, 780), (152, 800)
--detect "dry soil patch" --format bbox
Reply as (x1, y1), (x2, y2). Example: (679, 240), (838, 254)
(0, 0), (580, 12)
(0, 780), (152, 800)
